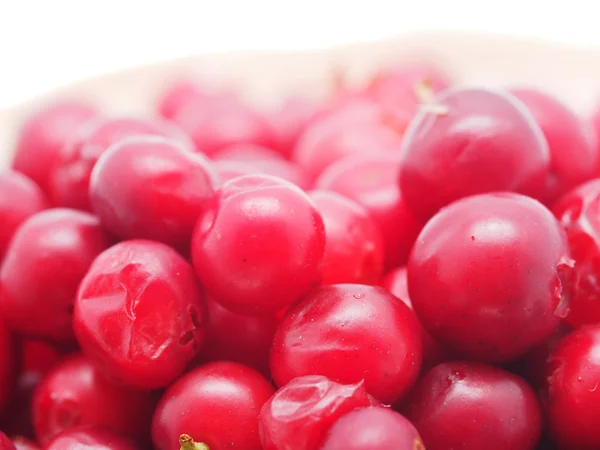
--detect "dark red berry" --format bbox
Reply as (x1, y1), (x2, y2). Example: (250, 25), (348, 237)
(42, 427), (136, 450)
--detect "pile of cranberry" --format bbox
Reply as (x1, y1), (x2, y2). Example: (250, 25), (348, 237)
(1, 62), (600, 450)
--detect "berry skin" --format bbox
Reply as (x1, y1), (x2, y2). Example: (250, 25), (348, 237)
(11, 437), (38, 450)
(74, 240), (206, 389)
(269, 98), (319, 159)
(270, 284), (422, 405)
(192, 174), (325, 315)
(157, 80), (210, 120)
(258, 375), (378, 450)
(0, 321), (15, 414)
(402, 361), (542, 450)
(408, 192), (573, 362)
(0, 171), (48, 261)
(49, 116), (191, 211)
(151, 361), (275, 450)
(320, 406), (425, 450)
(399, 87), (550, 219)
(11, 102), (97, 194)
(308, 190), (384, 285)
(553, 179), (600, 327)
(89, 136), (218, 247)
(0, 432), (16, 450)
(42, 427), (136, 450)
(32, 354), (156, 445)
(0, 209), (111, 342)
(545, 325), (600, 449)
(317, 154), (423, 269)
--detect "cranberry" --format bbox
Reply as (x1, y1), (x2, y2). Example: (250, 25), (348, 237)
(321, 406), (425, 450)
(191, 174), (325, 315)
(0, 209), (111, 342)
(544, 324), (600, 449)
(0, 432), (16, 450)
(0, 171), (48, 261)
(308, 190), (384, 284)
(258, 375), (378, 450)
(11, 102), (97, 194)
(42, 427), (136, 450)
(270, 284), (422, 404)
(408, 192), (573, 362)
(0, 320), (15, 414)
(402, 361), (542, 450)
(151, 361), (275, 450)
(74, 240), (206, 389)
(49, 116), (190, 211)
(381, 266), (449, 371)
(316, 154), (423, 269)
(553, 178), (600, 327)
(32, 354), (155, 445)
(11, 437), (38, 450)
(399, 87), (550, 219)
(89, 136), (218, 247)
(269, 98), (319, 159)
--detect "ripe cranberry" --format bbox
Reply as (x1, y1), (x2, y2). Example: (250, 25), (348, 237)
(399, 87), (550, 219)
(196, 295), (278, 375)
(269, 98), (319, 159)
(74, 240), (206, 389)
(32, 354), (155, 445)
(308, 190), (384, 284)
(0, 171), (48, 260)
(511, 88), (598, 205)
(382, 266), (449, 371)
(0, 432), (16, 450)
(49, 116), (190, 211)
(152, 361), (275, 450)
(89, 136), (218, 247)
(408, 192), (573, 362)
(191, 174), (325, 315)
(11, 102), (97, 193)
(11, 437), (38, 450)
(271, 284), (422, 404)
(316, 154), (423, 269)
(0, 320), (15, 414)
(42, 427), (136, 450)
(0, 209), (111, 342)
(553, 179), (600, 327)
(258, 375), (378, 450)
(402, 361), (542, 450)
(321, 406), (425, 450)
(545, 324), (600, 449)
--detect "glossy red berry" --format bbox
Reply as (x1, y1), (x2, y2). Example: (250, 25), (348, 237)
(89, 136), (218, 247)
(192, 174), (325, 315)
(271, 284), (422, 404)
(321, 406), (425, 450)
(0, 171), (48, 260)
(316, 154), (423, 269)
(32, 354), (155, 445)
(408, 192), (573, 362)
(399, 87), (550, 219)
(403, 361), (542, 450)
(42, 427), (136, 450)
(152, 361), (275, 450)
(545, 324), (600, 449)
(0, 209), (111, 342)
(308, 190), (384, 284)
(74, 240), (206, 389)
(11, 102), (97, 194)
(0, 321), (15, 414)
(258, 375), (378, 450)
(49, 116), (190, 211)
(0, 432), (16, 450)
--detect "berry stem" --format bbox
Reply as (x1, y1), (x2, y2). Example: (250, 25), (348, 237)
(179, 434), (209, 450)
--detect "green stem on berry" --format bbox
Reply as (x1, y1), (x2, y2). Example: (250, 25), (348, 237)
(179, 434), (209, 450)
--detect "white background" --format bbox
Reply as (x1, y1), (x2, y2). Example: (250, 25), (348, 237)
(0, 1), (598, 109)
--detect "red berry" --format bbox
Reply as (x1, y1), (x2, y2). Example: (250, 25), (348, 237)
(0, 432), (16, 450)
(11, 102), (97, 194)
(49, 116), (190, 211)
(269, 98), (319, 159)
(151, 361), (275, 450)
(320, 406), (425, 450)
(191, 174), (325, 315)
(0, 321), (15, 414)
(42, 427), (136, 450)
(0, 171), (48, 261)
(213, 160), (256, 184)
(270, 284), (422, 404)
(213, 143), (286, 162)
(402, 361), (542, 450)
(545, 324), (600, 449)
(0, 209), (111, 342)
(399, 87), (550, 219)
(157, 80), (210, 120)
(316, 154), (423, 269)
(308, 190), (384, 284)
(258, 375), (378, 450)
(11, 437), (38, 450)
(89, 136), (218, 247)
(74, 240), (206, 389)
(408, 192), (573, 362)
(32, 354), (155, 445)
